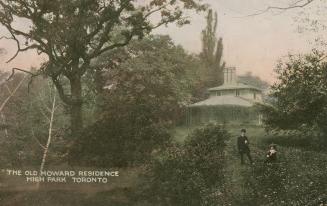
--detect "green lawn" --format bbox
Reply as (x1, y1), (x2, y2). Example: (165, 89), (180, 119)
(1, 124), (326, 205)
(172, 124), (327, 205)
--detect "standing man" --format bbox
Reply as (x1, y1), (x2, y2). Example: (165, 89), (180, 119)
(237, 129), (253, 165)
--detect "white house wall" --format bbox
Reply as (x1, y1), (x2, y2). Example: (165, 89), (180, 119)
(210, 89), (263, 102)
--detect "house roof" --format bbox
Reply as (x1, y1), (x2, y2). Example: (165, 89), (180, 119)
(208, 83), (262, 92)
(189, 96), (256, 107)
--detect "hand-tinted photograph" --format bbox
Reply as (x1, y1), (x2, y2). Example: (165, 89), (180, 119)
(0, 0), (326, 205)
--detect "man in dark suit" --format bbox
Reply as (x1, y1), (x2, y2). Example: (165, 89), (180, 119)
(237, 129), (253, 164)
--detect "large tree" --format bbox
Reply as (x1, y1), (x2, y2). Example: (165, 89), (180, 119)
(260, 50), (327, 134)
(200, 9), (225, 88)
(70, 35), (197, 166)
(0, 0), (205, 137)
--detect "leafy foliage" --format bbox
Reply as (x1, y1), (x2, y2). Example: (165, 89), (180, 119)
(96, 35), (197, 123)
(70, 117), (171, 167)
(69, 35), (197, 166)
(240, 148), (327, 206)
(260, 50), (327, 135)
(146, 123), (229, 206)
(198, 9), (225, 98)
(0, 0), (206, 134)
(0, 72), (69, 168)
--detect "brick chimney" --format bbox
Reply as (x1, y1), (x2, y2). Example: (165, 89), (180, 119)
(223, 67), (237, 85)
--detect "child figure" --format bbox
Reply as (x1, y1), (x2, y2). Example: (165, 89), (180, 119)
(265, 144), (277, 163)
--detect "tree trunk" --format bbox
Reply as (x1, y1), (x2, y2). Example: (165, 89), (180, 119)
(94, 68), (105, 116)
(70, 76), (83, 137)
(37, 94), (56, 189)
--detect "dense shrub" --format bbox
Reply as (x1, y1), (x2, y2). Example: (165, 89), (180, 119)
(0, 74), (69, 168)
(259, 51), (327, 142)
(146, 123), (230, 206)
(69, 115), (172, 167)
(262, 126), (327, 151)
(239, 147), (327, 206)
(68, 35), (200, 167)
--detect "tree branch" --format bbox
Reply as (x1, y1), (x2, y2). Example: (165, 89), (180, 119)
(5, 28), (21, 63)
(7, 67), (41, 92)
(0, 24), (44, 63)
(90, 33), (134, 58)
(5, 85), (12, 95)
(144, 4), (169, 19)
(0, 36), (13, 40)
(244, 0), (315, 17)
(51, 76), (73, 105)
(31, 129), (46, 150)
(0, 75), (26, 113)
(85, 1), (129, 49)
(7, 68), (35, 79)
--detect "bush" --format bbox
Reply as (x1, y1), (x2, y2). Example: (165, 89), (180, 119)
(259, 51), (327, 141)
(262, 126), (327, 151)
(239, 148), (327, 206)
(69, 116), (172, 167)
(145, 123), (230, 205)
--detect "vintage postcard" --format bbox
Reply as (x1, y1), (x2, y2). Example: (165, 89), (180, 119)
(0, 0), (326, 205)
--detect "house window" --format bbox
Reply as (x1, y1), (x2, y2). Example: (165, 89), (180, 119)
(216, 91), (221, 96)
(235, 90), (240, 96)
(253, 92), (256, 99)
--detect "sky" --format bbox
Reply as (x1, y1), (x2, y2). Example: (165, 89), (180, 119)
(0, 0), (325, 84)
(153, 0), (326, 83)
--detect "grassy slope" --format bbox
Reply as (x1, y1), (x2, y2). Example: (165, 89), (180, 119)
(222, 125), (327, 205)
(1, 125), (326, 205)
(172, 124), (327, 205)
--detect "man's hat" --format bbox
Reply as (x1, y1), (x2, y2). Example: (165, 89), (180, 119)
(269, 143), (277, 148)
(241, 129), (246, 133)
